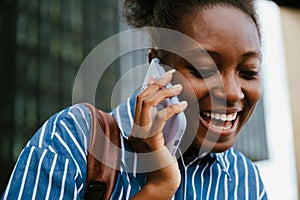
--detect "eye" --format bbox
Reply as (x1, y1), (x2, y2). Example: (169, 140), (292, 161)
(186, 65), (218, 79)
(239, 70), (260, 80)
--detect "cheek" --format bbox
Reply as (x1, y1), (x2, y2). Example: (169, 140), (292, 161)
(190, 79), (209, 98)
(184, 80), (208, 102)
(174, 73), (208, 101)
(242, 80), (262, 105)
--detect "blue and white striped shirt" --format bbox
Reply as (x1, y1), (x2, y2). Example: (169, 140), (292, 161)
(1, 93), (268, 199)
(111, 92), (268, 200)
(1, 105), (91, 200)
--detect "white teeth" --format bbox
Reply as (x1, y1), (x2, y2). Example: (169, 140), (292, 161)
(211, 123), (232, 130)
(203, 112), (237, 121)
(221, 114), (226, 121)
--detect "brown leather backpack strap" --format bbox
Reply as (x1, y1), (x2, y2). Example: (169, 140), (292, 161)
(83, 103), (120, 200)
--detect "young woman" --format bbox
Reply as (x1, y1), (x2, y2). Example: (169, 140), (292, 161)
(2, 0), (268, 199)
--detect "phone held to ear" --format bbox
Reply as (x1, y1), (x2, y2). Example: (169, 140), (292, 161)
(141, 58), (187, 155)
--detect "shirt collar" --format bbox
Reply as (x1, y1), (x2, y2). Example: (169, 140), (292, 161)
(215, 151), (231, 179)
(112, 92), (231, 179)
(112, 91), (137, 139)
(181, 151), (230, 179)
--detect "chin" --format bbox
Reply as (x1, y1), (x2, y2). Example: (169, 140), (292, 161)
(192, 128), (239, 154)
(210, 141), (236, 153)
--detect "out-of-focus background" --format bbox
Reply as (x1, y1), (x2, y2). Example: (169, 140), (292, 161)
(0, 0), (299, 198)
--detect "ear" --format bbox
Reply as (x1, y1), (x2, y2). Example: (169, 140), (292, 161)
(148, 49), (159, 63)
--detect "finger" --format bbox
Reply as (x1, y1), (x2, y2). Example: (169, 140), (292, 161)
(138, 84), (183, 126)
(140, 69), (176, 98)
(156, 83), (183, 99)
(129, 101), (187, 153)
(148, 101), (188, 137)
(135, 69), (177, 126)
(135, 82), (182, 126)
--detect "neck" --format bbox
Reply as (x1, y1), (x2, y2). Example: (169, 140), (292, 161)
(183, 143), (208, 158)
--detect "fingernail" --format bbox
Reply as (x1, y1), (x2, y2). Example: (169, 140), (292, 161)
(169, 84), (182, 94)
(158, 69), (175, 85)
(179, 101), (188, 111)
(165, 69), (176, 75)
(161, 69), (176, 79)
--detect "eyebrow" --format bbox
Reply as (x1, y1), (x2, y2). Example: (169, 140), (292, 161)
(183, 48), (216, 57)
(241, 51), (262, 61)
(183, 48), (262, 61)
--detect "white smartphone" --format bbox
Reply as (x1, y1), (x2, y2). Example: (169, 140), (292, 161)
(141, 58), (187, 155)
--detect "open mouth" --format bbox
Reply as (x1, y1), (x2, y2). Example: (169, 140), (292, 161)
(200, 111), (239, 133)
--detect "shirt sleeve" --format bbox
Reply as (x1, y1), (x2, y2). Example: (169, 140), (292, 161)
(1, 104), (91, 200)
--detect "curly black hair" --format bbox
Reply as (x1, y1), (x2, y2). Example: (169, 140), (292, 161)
(122, 0), (260, 39)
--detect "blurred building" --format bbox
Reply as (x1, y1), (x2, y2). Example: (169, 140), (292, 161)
(0, 0), (120, 193)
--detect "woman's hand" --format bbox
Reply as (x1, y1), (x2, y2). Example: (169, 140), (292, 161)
(129, 69), (188, 199)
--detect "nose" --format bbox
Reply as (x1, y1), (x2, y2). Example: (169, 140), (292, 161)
(212, 73), (244, 104)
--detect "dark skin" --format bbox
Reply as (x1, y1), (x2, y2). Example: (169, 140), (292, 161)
(129, 5), (262, 199)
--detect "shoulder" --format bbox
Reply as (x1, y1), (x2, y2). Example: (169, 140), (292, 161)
(2, 104), (95, 199)
(27, 104), (92, 156)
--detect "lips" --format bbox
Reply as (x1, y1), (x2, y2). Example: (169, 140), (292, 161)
(199, 111), (239, 134)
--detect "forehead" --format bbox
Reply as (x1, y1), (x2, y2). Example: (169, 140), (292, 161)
(179, 6), (260, 54)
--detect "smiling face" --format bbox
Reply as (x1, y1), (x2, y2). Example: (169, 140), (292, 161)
(160, 6), (262, 153)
